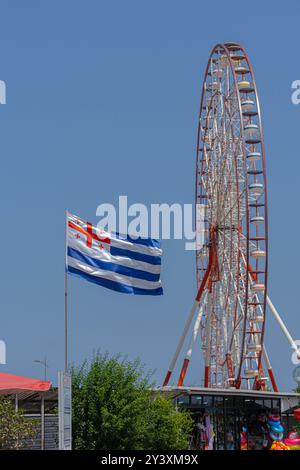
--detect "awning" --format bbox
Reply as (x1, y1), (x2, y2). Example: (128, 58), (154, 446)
(0, 372), (51, 394)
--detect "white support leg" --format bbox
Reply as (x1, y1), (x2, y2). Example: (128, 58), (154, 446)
(186, 292), (207, 362)
(267, 295), (300, 360)
(204, 292), (212, 387)
(163, 299), (200, 386)
(263, 344), (279, 392)
(177, 294), (207, 386)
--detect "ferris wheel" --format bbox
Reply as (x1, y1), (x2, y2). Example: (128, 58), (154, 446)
(196, 42), (268, 390)
(163, 43), (300, 391)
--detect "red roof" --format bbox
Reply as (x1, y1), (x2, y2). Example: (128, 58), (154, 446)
(295, 408), (300, 421)
(0, 372), (51, 393)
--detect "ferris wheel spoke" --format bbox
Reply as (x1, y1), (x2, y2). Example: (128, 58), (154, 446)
(218, 239), (246, 358)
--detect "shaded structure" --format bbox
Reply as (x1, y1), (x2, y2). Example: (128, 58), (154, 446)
(159, 386), (300, 450)
(0, 372), (58, 449)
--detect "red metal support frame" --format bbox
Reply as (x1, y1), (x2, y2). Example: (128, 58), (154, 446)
(175, 228), (216, 387)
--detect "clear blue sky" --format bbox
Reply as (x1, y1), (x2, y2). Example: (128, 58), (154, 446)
(1, 0), (299, 391)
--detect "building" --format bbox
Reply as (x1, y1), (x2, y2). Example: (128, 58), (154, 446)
(0, 372), (58, 449)
(159, 386), (300, 450)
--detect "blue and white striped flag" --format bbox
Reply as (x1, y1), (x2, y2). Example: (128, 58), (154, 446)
(66, 212), (163, 295)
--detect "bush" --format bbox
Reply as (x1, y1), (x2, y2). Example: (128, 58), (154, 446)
(72, 354), (193, 450)
(0, 398), (38, 449)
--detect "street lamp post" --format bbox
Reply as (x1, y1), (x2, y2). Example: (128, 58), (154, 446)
(34, 356), (49, 381)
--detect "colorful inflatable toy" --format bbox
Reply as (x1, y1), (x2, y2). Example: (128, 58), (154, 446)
(284, 431), (300, 450)
(270, 441), (290, 451)
(240, 428), (248, 451)
(267, 416), (284, 442)
(267, 415), (290, 450)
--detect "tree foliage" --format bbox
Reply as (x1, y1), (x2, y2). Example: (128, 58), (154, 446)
(72, 354), (193, 450)
(0, 399), (38, 449)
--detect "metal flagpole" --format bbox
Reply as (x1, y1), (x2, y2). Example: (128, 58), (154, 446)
(65, 271), (68, 372)
(65, 210), (68, 372)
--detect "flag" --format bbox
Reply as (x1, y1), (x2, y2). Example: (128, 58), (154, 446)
(66, 212), (163, 295)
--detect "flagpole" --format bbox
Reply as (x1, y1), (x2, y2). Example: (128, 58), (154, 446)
(65, 270), (68, 372)
(65, 210), (68, 373)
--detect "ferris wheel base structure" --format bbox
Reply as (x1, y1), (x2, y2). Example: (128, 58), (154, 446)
(163, 43), (300, 392)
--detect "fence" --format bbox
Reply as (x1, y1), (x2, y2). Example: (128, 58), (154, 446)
(23, 414), (58, 450)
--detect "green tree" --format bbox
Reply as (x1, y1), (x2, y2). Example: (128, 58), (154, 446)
(0, 399), (38, 449)
(72, 354), (193, 450)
